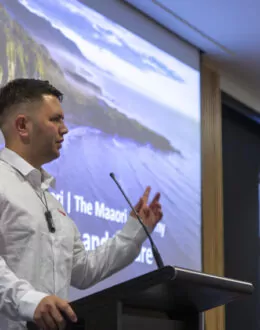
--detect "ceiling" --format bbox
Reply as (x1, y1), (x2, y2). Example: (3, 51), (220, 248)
(124, 0), (260, 102)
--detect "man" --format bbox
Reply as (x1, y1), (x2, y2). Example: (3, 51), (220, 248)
(0, 79), (163, 330)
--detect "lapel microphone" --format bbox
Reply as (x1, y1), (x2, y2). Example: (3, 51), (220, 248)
(45, 210), (56, 233)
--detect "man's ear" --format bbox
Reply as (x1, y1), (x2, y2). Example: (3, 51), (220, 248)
(15, 114), (30, 138)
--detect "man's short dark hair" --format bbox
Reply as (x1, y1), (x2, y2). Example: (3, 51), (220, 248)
(0, 78), (63, 127)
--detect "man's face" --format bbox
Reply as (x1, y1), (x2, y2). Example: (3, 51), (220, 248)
(30, 94), (68, 165)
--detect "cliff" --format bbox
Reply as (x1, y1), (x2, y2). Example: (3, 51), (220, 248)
(0, 5), (177, 152)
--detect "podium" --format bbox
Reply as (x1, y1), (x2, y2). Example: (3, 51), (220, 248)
(27, 266), (254, 330)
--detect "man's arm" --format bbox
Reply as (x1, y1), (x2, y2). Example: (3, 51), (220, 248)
(71, 186), (163, 290)
(0, 256), (78, 330)
(71, 216), (149, 289)
(0, 256), (48, 321)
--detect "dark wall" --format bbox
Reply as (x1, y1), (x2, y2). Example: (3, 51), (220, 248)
(222, 96), (260, 330)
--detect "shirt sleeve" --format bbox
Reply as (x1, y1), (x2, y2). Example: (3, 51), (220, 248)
(0, 256), (48, 321)
(71, 216), (151, 289)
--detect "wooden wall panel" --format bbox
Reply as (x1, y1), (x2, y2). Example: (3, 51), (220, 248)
(201, 58), (225, 330)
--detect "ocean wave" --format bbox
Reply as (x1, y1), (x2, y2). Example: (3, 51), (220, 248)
(16, 0), (200, 121)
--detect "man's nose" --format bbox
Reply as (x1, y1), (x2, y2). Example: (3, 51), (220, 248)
(60, 122), (69, 135)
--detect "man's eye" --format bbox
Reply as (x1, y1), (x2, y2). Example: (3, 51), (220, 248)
(51, 117), (61, 122)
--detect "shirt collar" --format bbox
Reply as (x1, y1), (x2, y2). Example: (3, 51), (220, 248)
(0, 148), (56, 189)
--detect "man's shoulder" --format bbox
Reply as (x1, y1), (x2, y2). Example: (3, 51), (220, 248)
(0, 161), (22, 194)
(0, 160), (17, 178)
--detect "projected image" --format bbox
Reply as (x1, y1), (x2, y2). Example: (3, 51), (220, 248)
(0, 0), (201, 300)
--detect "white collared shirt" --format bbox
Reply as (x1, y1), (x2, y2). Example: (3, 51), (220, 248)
(0, 148), (148, 330)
